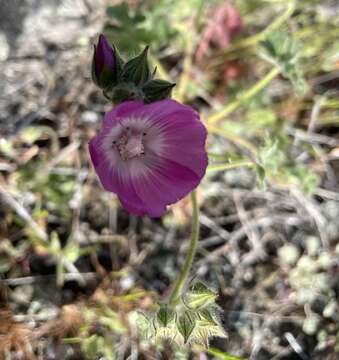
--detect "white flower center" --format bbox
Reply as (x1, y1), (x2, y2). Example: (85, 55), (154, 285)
(114, 129), (146, 161)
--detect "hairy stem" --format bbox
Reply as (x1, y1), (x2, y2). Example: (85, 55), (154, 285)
(169, 190), (200, 305)
(207, 160), (255, 173)
(206, 123), (258, 155)
(207, 66), (280, 125)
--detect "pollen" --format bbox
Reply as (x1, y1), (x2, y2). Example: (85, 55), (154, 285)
(114, 130), (145, 160)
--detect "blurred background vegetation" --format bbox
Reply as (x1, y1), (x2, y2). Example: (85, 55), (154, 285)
(0, 0), (338, 359)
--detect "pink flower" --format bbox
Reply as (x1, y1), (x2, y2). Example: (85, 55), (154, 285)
(89, 100), (208, 217)
(196, 2), (243, 62)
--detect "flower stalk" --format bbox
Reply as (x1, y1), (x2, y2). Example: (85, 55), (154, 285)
(169, 189), (200, 305)
(207, 66), (280, 125)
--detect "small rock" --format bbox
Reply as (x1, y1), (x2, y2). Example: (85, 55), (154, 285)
(278, 244), (300, 266)
(0, 32), (10, 61)
(80, 111), (99, 124)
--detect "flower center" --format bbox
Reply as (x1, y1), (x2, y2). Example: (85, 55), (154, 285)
(114, 129), (145, 161)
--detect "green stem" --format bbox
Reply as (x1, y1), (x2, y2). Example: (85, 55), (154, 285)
(169, 190), (200, 305)
(206, 123), (258, 155)
(174, 29), (194, 102)
(207, 161), (255, 173)
(232, 0), (295, 51)
(207, 66), (280, 125)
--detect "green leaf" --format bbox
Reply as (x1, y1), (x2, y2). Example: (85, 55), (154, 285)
(0, 256), (11, 273)
(255, 163), (266, 190)
(260, 28), (308, 96)
(100, 307), (126, 334)
(136, 312), (155, 340)
(50, 232), (61, 254)
(106, 3), (145, 24)
(106, 3), (131, 23)
(63, 243), (81, 263)
(81, 335), (104, 359)
(21, 126), (45, 144)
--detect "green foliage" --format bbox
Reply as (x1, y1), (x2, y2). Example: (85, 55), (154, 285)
(256, 135), (320, 193)
(288, 253), (335, 305)
(104, 3), (154, 54)
(207, 347), (247, 360)
(137, 282), (226, 347)
(18, 162), (76, 219)
(260, 28), (308, 95)
(31, 232), (95, 286)
(65, 306), (127, 360)
(103, 0), (209, 55)
(0, 239), (29, 274)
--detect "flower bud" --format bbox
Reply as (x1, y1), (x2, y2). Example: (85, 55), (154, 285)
(92, 34), (120, 89)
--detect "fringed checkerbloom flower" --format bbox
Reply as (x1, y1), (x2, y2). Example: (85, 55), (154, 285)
(89, 100), (208, 217)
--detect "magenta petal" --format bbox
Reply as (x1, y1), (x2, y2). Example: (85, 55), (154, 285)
(88, 136), (102, 168)
(102, 101), (145, 130)
(89, 135), (145, 212)
(118, 195), (147, 216)
(132, 155), (203, 217)
(135, 99), (200, 125)
(157, 119), (207, 177)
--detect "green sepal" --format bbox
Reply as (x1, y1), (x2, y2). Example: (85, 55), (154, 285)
(104, 82), (142, 104)
(157, 305), (175, 327)
(197, 308), (216, 325)
(136, 311), (155, 340)
(113, 45), (125, 78)
(184, 282), (217, 310)
(121, 46), (151, 86)
(176, 311), (196, 343)
(91, 45), (99, 86)
(142, 79), (176, 103)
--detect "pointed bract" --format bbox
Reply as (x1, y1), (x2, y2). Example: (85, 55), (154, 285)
(184, 282), (217, 309)
(177, 311), (196, 343)
(142, 79), (176, 103)
(121, 46), (151, 86)
(157, 305), (175, 327)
